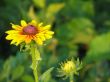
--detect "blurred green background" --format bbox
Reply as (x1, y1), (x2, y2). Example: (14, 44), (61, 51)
(0, 0), (110, 82)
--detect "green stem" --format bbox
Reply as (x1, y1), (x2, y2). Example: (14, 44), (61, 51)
(69, 74), (74, 82)
(30, 43), (41, 82)
(33, 68), (39, 82)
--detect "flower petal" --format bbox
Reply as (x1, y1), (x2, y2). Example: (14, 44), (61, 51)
(38, 22), (43, 27)
(30, 20), (37, 26)
(45, 34), (52, 39)
(11, 23), (22, 30)
(25, 35), (32, 44)
(43, 25), (51, 30)
(34, 37), (43, 45)
(5, 30), (19, 34)
(46, 31), (54, 35)
(10, 39), (16, 44)
(21, 20), (27, 27)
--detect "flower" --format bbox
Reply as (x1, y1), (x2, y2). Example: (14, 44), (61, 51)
(5, 20), (54, 46)
(57, 59), (82, 79)
(61, 61), (76, 74)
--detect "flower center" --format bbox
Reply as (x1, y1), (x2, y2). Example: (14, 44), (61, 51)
(23, 25), (37, 35)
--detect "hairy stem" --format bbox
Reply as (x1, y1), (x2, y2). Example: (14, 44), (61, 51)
(69, 74), (74, 82)
(30, 43), (41, 82)
(33, 68), (39, 82)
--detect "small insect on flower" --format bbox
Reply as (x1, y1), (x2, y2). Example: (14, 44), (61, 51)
(5, 20), (54, 46)
(57, 59), (82, 79)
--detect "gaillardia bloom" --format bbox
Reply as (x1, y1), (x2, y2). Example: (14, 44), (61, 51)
(6, 20), (54, 46)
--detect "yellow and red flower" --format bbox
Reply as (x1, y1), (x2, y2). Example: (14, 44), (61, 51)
(6, 20), (54, 46)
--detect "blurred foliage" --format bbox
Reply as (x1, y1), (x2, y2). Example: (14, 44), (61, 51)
(0, 0), (110, 82)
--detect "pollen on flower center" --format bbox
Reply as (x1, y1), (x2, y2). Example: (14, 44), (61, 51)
(23, 25), (37, 35)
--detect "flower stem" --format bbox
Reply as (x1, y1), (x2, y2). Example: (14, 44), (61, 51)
(33, 68), (39, 82)
(30, 43), (41, 82)
(69, 74), (74, 82)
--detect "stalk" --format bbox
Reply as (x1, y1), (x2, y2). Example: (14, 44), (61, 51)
(30, 43), (41, 82)
(69, 74), (74, 82)
(33, 68), (39, 82)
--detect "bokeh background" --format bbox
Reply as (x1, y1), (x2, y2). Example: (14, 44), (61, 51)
(0, 0), (110, 82)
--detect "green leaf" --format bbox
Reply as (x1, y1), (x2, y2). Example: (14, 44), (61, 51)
(56, 18), (94, 45)
(46, 3), (65, 24)
(33, 0), (45, 8)
(12, 65), (24, 80)
(46, 3), (65, 16)
(82, 1), (94, 16)
(40, 67), (54, 82)
(28, 6), (39, 21)
(84, 32), (110, 63)
(3, 57), (15, 78)
(22, 75), (34, 82)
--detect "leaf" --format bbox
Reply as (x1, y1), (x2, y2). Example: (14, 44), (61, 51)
(12, 65), (24, 80)
(82, 1), (94, 16)
(33, 0), (45, 8)
(22, 75), (34, 82)
(3, 57), (15, 78)
(56, 18), (94, 45)
(46, 3), (65, 17)
(46, 3), (65, 24)
(40, 67), (54, 82)
(73, 32), (94, 44)
(70, 18), (94, 29)
(28, 6), (39, 21)
(84, 32), (110, 63)
(0, 57), (13, 81)
(46, 3), (65, 16)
